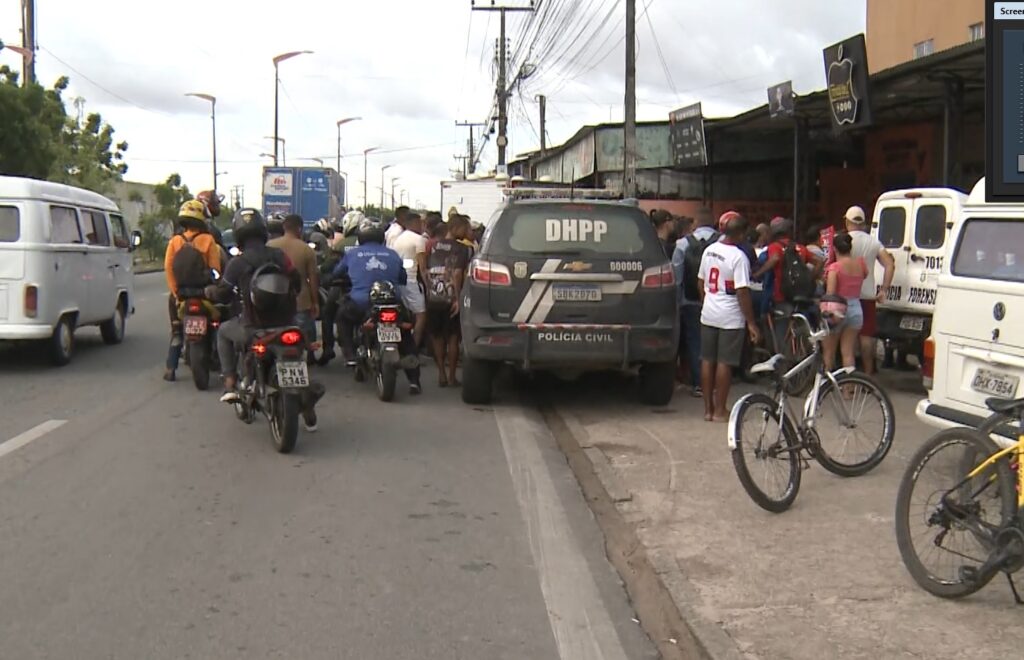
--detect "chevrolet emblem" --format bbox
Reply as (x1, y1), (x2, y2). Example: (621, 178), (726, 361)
(561, 261), (593, 272)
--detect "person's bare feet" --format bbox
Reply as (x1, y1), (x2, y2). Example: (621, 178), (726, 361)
(704, 413), (714, 422)
(713, 409), (729, 423)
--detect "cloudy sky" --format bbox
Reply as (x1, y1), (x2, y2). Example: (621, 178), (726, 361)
(1, 0), (864, 211)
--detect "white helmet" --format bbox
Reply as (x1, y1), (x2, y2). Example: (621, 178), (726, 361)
(342, 210), (366, 236)
(314, 217), (332, 235)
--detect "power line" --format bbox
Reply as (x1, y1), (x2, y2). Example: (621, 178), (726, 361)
(128, 141), (455, 164)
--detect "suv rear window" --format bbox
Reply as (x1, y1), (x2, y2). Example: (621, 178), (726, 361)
(877, 207), (906, 248)
(495, 204), (655, 256)
(952, 218), (1024, 283)
(914, 205), (947, 249)
(0, 206), (18, 242)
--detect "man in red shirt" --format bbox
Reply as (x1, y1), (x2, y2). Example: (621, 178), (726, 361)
(752, 217), (813, 349)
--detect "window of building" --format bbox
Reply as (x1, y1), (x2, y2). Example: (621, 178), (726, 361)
(913, 39), (934, 60)
(969, 23), (984, 42)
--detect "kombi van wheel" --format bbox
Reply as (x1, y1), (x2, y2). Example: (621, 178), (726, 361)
(48, 316), (75, 366)
(639, 361), (675, 406)
(100, 300), (126, 345)
(461, 356), (494, 405)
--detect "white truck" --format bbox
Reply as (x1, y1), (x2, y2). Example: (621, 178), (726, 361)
(440, 178), (507, 227)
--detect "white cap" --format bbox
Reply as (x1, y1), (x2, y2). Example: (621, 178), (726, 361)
(844, 205), (866, 224)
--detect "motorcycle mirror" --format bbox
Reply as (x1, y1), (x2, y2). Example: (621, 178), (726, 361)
(211, 269), (221, 280)
(228, 246), (241, 257)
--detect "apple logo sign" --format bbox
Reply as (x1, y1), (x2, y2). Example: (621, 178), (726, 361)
(828, 44), (859, 126)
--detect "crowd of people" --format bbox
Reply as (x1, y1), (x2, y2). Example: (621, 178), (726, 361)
(652, 205), (895, 422)
(161, 196), (483, 411)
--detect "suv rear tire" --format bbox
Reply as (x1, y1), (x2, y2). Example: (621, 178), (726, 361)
(639, 361), (674, 406)
(462, 356), (495, 404)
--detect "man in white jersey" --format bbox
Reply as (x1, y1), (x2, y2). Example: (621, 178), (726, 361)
(698, 213), (761, 422)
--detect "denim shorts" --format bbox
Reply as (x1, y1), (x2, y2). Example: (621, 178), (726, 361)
(840, 298), (864, 331)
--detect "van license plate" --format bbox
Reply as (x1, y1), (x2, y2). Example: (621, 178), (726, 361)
(377, 325), (402, 344)
(971, 368), (1019, 399)
(553, 285), (602, 302)
(899, 316), (925, 332)
(184, 315), (207, 336)
(276, 361), (309, 388)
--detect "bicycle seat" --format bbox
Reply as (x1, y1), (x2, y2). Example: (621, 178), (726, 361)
(985, 397), (1024, 415)
(749, 353), (787, 375)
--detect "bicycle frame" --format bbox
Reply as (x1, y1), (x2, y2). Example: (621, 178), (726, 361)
(966, 433), (1024, 510)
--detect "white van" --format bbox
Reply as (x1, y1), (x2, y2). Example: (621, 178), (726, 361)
(0, 176), (139, 365)
(870, 187), (967, 363)
(917, 178), (1024, 443)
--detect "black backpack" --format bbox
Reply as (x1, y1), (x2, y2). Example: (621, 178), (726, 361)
(779, 241), (816, 302)
(172, 234), (211, 290)
(244, 251), (297, 328)
(682, 231), (719, 301)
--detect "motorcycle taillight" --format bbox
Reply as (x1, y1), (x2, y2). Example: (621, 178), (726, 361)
(379, 309), (398, 324)
(187, 299), (202, 314)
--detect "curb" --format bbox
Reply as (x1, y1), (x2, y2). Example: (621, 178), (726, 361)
(543, 404), (746, 660)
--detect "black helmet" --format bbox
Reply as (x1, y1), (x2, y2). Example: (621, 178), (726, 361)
(249, 262), (297, 327)
(369, 280), (398, 306)
(232, 208), (268, 246)
(356, 216), (385, 245)
(267, 213), (286, 239)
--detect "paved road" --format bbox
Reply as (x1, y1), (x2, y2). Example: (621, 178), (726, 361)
(0, 273), (657, 660)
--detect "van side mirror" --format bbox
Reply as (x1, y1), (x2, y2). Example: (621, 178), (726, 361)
(130, 230), (142, 250)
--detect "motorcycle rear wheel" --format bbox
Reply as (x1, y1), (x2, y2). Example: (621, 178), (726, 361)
(189, 341), (211, 391)
(377, 363), (397, 402)
(270, 391), (300, 454)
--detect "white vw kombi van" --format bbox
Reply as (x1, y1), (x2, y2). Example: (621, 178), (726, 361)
(918, 178), (1024, 444)
(0, 176), (138, 365)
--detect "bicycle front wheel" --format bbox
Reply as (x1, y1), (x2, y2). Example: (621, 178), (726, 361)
(730, 393), (801, 513)
(812, 371), (895, 477)
(895, 428), (1015, 598)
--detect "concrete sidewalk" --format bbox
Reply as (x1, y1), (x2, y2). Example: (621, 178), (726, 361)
(550, 372), (1021, 660)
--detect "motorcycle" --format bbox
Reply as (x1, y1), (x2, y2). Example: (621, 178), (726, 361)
(353, 300), (411, 402)
(178, 287), (222, 391)
(232, 325), (311, 454)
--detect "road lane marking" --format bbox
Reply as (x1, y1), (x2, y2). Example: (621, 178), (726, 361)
(494, 405), (629, 660)
(0, 420), (67, 460)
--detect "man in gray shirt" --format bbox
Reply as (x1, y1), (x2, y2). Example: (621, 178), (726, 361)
(844, 205), (894, 375)
(672, 208), (719, 397)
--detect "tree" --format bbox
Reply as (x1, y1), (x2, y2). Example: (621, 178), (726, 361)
(137, 174), (193, 261)
(0, 67), (66, 179)
(0, 67), (128, 193)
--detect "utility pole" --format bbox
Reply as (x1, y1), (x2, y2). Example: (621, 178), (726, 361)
(623, 0), (638, 198)
(455, 120), (485, 174)
(472, 1), (534, 170)
(537, 94), (547, 154)
(453, 155), (470, 178)
(22, 0), (36, 85)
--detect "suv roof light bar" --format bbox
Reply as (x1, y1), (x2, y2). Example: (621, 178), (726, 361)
(503, 187), (621, 201)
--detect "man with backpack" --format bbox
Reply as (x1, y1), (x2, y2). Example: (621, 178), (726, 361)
(206, 209), (322, 431)
(162, 199), (222, 382)
(752, 217), (817, 350)
(671, 208), (719, 397)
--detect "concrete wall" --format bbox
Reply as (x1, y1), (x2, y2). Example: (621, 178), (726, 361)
(867, 0), (984, 72)
(106, 180), (160, 231)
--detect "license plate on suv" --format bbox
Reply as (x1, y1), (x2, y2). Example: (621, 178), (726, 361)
(899, 315), (925, 332)
(377, 325), (402, 344)
(552, 284), (602, 302)
(971, 368), (1020, 399)
(184, 315), (207, 336)
(276, 361), (309, 388)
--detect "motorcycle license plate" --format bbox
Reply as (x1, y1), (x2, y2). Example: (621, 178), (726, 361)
(377, 325), (402, 344)
(276, 361), (309, 388)
(184, 315), (208, 336)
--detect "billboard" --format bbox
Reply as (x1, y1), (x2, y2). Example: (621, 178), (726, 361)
(264, 168), (293, 196)
(669, 103), (708, 168)
(767, 81), (795, 119)
(823, 34), (873, 132)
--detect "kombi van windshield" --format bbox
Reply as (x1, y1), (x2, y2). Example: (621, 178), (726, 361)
(952, 218), (1024, 283)
(500, 205), (655, 257)
(0, 206), (18, 242)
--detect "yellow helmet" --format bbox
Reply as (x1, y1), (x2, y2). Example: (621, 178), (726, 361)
(178, 199), (207, 222)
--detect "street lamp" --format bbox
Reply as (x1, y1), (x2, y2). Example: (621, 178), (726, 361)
(390, 177), (401, 211)
(400, 189), (408, 206)
(259, 152), (275, 161)
(303, 157), (324, 167)
(336, 117), (361, 173)
(185, 93), (217, 190)
(264, 136), (286, 166)
(380, 164), (393, 214)
(272, 50), (312, 167)
(362, 147), (379, 211)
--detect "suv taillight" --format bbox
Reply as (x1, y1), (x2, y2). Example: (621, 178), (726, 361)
(922, 336), (935, 390)
(641, 264), (674, 288)
(24, 285), (38, 318)
(471, 260), (512, 287)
